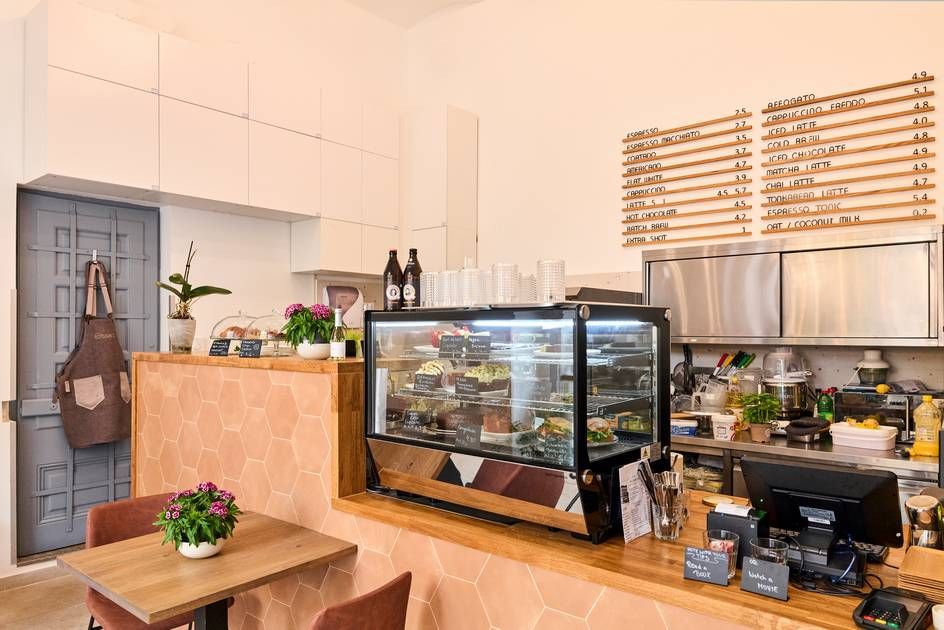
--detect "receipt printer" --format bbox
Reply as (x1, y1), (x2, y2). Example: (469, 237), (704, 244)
(707, 505), (768, 569)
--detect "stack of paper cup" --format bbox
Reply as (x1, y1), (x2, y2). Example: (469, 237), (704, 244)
(479, 271), (493, 306)
(460, 268), (481, 307)
(519, 274), (537, 304)
(492, 263), (518, 304)
(421, 271), (438, 307)
(537, 259), (566, 303)
(438, 270), (459, 307)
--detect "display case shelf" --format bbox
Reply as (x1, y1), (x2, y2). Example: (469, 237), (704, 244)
(394, 387), (651, 416)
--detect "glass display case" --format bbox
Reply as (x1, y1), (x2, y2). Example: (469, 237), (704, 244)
(364, 303), (671, 543)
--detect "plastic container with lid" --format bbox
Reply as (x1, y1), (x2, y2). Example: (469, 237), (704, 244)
(670, 418), (698, 436)
(763, 346), (807, 381)
(829, 422), (897, 450)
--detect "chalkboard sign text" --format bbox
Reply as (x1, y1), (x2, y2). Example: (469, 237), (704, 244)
(683, 547), (729, 586)
(239, 339), (263, 358)
(209, 339), (231, 356)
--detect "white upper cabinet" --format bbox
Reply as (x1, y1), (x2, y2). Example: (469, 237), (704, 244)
(291, 218), (363, 274)
(363, 153), (398, 228)
(160, 97), (248, 205)
(363, 102), (398, 158)
(249, 122), (320, 216)
(404, 227), (447, 273)
(30, 0), (158, 92)
(321, 142), (362, 223)
(363, 225), (399, 275)
(159, 32), (248, 116)
(26, 67), (159, 190)
(249, 60), (320, 137)
(322, 87), (362, 148)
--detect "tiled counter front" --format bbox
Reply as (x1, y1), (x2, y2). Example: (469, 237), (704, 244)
(133, 355), (744, 630)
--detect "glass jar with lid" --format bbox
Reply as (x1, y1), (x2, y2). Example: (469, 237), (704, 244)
(245, 310), (290, 355)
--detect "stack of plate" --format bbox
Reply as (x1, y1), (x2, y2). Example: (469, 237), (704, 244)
(898, 546), (944, 603)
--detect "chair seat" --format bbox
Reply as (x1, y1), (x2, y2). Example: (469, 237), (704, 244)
(86, 589), (193, 630)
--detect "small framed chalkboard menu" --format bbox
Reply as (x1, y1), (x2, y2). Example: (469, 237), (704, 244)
(740, 557), (789, 601)
(208, 339), (230, 356)
(413, 373), (440, 392)
(542, 433), (572, 466)
(455, 376), (480, 396)
(402, 410), (428, 433)
(455, 422), (482, 449)
(683, 547), (729, 586)
(466, 335), (490, 357)
(238, 339), (263, 358)
(438, 335), (465, 357)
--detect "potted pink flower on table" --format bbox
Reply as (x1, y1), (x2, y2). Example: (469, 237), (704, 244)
(154, 482), (242, 559)
(282, 303), (335, 359)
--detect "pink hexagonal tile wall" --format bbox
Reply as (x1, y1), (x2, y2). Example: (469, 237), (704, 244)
(135, 362), (750, 630)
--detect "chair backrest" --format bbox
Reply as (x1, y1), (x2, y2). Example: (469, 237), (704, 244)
(86, 493), (172, 548)
(309, 572), (411, 630)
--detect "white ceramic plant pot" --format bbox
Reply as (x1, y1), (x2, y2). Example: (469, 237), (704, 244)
(168, 318), (197, 354)
(296, 340), (330, 360)
(178, 538), (225, 559)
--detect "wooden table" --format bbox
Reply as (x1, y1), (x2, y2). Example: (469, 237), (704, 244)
(57, 512), (357, 630)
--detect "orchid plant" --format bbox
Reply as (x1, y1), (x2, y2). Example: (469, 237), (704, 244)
(281, 303), (334, 347)
(154, 482), (241, 549)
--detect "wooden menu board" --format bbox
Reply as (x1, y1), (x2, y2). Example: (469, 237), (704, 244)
(621, 110), (754, 247)
(759, 73), (936, 235)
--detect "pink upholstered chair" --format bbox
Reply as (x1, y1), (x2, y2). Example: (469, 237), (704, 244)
(308, 572), (412, 630)
(84, 493), (195, 630)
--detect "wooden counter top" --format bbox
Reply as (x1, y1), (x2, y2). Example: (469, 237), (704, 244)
(132, 352), (364, 374)
(335, 491), (901, 630)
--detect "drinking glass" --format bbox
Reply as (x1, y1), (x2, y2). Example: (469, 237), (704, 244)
(750, 537), (789, 565)
(537, 259), (566, 302)
(704, 529), (739, 579)
(650, 503), (684, 541)
(421, 272), (438, 307)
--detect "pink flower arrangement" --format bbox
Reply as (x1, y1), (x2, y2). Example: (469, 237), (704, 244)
(154, 481), (241, 550)
(281, 303), (335, 347)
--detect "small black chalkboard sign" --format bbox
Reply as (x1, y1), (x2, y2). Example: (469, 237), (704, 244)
(403, 410), (427, 433)
(438, 335), (465, 357)
(455, 376), (480, 396)
(740, 557), (789, 601)
(542, 433), (572, 466)
(466, 335), (490, 357)
(239, 339), (263, 358)
(455, 422), (482, 449)
(209, 339), (230, 356)
(413, 373), (440, 392)
(683, 547), (730, 586)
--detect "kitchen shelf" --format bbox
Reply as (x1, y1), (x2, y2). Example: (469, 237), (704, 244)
(393, 350), (653, 368)
(395, 387), (651, 416)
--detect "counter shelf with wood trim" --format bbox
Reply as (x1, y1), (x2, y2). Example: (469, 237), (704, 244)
(333, 491), (902, 630)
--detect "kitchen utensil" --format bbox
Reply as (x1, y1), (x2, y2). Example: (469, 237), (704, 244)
(650, 503), (684, 541)
(858, 349), (891, 386)
(906, 495), (943, 549)
(763, 346), (808, 380)
(683, 345), (695, 394)
(763, 378), (808, 420)
(713, 353), (728, 376)
(785, 417), (830, 443)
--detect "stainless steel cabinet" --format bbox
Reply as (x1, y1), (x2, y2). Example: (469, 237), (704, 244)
(648, 253), (780, 338)
(782, 243), (934, 340)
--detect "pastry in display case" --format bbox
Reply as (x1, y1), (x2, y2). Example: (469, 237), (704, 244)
(244, 310), (291, 356)
(364, 303), (671, 543)
(209, 311), (258, 352)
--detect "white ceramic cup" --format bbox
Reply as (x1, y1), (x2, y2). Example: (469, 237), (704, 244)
(932, 603), (944, 630)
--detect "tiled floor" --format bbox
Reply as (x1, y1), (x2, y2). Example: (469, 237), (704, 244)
(0, 566), (89, 630)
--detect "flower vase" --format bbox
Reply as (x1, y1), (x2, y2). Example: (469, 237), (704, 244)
(296, 338), (330, 360)
(177, 538), (225, 559)
(167, 318), (196, 354)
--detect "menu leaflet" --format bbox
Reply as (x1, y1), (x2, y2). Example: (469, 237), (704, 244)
(618, 461), (652, 543)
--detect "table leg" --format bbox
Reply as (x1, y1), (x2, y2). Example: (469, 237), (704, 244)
(194, 600), (228, 630)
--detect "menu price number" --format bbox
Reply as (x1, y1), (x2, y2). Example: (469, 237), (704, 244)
(683, 547), (730, 586)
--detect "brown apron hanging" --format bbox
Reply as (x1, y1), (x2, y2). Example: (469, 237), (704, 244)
(55, 260), (132, 449)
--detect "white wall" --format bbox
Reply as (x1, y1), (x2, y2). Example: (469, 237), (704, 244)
(0, 0), (406, 574)
(404, 0), (944, 275)
(159, 207), (316, 348)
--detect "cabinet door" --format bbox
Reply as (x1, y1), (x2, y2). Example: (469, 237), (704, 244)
(159, 33), (248, 116)
(363, 102), (398, 158)
(406, 227), (446, 272)
(648, 253), (780, 338)
(363, 225), (399, 275)
(363, 153), (398, 228)
(160, 98), (248, 205)
(322, 87), (362, 148)
(321, 219), (363, 274)
(249, 60), (320, 137)
(249, 122), (320, 215)
(45, 68), (158, 190)
(321, 142), (362, 223)
(401, 110), (446, 229)
(782, 243), (932, 339)
(44, 0), (158, 92)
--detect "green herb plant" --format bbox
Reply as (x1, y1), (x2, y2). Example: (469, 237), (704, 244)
(156, 242), (231, 318)
(742, 393), (781, 425)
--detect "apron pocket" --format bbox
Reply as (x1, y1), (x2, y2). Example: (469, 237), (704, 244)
(119, 371), (131, 403)
(73, 375), (105, 410)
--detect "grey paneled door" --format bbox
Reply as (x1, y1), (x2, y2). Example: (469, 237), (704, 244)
(16, 191), (159, 556)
